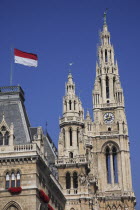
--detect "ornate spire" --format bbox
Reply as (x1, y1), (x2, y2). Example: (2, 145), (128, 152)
(65, 72), (75, 95)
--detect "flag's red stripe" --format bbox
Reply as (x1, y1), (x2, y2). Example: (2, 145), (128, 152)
(14, 49), (38, 60)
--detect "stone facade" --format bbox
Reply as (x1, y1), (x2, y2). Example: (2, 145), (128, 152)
(0, 87), (65, 210)
(0, 16), (136, 210)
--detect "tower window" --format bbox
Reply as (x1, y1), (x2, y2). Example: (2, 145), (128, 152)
(73, 172), (78, 189)
(69, 152), (73, 158)
(99, 78), (102, 97)
(69, 128), (72, 146)
(106, 76), (110, 98)
(66, 172), (71, 189)
(105, 49), (108, 62)
(106, 147), (111, 183)
(65, 101), (67, 111)
(108, 127), (111, 131)
(112, 147), (118, 183)
(77, 128), (79, 146)
(63, 129), (65, 147)
(69, 100), (72, 110)
(74, 101), (76, 110)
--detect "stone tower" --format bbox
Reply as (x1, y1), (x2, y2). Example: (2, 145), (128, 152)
(56, 73), (91, 209)
(56, 13), (136, 210)
(92, 13), (136, 209)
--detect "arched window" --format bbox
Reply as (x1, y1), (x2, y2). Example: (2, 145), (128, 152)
(4, 132), (9, 145)
(110, 50), (111, 59)
(112, 147), (118, 183)
(77, 128), (79, 146)
(66, 172), (71, 189)
(108, 127), (111, 131)
(74, 101), (76, 110)
(65, 100), (67, 111)
(69, 128), (72, 146)
(5, 173), (10, 189)
(106, 76), (109, 98)
(69, 152), (73, 158)
(73, 172), (78, 189)
(16, 171), (21, 187)
(106, 147), (111, 183)
(1, 126), (6, 131)
(69, 100), (72, 110)
(63, 129), (65, 147)
(117, 122), (119, 131)
(105, 49), (108, 62)
(99, 78), (102, 97)
(0, 132), (3, 145)
(11, 172), (16, 187)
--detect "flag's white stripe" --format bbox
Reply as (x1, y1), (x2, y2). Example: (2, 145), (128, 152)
(15, 56), (38, 67)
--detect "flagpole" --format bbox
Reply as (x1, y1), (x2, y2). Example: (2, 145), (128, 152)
(10, 47), (13, 86)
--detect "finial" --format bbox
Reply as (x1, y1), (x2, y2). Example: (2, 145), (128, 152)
(103, 8), (108, 25)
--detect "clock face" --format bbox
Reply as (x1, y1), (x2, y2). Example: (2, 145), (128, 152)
(104, 112), (114, 124)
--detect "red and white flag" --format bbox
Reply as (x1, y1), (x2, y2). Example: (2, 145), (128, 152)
(14, 49), (38, 67)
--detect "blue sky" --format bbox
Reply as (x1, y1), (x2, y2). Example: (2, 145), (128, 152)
(0, 0), (139, 208)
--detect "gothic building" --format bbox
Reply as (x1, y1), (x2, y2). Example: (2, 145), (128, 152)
(0, 14), (136, 210)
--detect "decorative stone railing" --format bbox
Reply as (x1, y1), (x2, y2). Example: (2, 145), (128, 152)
(60, 116), (84, 124)
(14, 143), (40, 154)
(55, 156), (87, 166)
(94, 103), (124, 109)
(100, 131), (119, 135)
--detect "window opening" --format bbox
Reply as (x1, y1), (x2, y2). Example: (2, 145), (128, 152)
(69, 128), (72, 146)
(112, 147), (118, 183)
(0, 132), (3, 145)
(69, 100), (72, 110)
(105, 49), (108, 62)
(106, 76), (110, 98)
(106, 147), (111, 183)
(66, 172), (71, 189)
(63, 129), (65, 147)
(4, 132), (9, 145)
(16, 172), (21, 187)
(77, 128), (79, 146)
(73, 172), (78, 188)
(6, 173), (10, 189)
(69, 152), (73, 159)
(11, 172), (15, 187)
(74, 101), (76, 110)
(99, 78), (102, 97)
